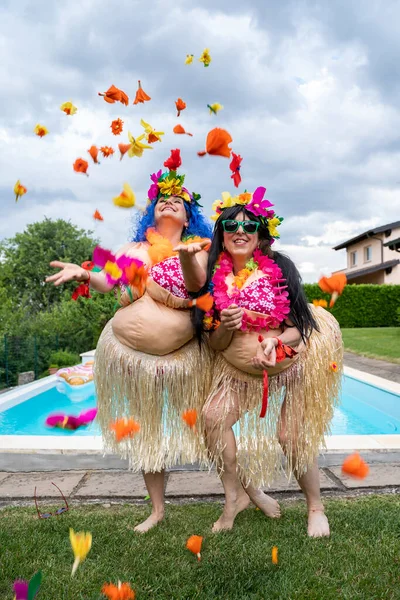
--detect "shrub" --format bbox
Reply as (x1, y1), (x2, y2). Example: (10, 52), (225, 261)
(303, 284), (400, 328)
(48, 350), (80, 368)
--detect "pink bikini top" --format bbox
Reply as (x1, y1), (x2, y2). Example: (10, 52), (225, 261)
(238, 277), (283, 314)
(150, 256), (189, 299)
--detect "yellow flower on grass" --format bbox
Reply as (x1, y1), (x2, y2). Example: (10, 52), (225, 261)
(268, 217), (281, 238)
(34, 124), (49, 137)
(140, 118), (165, 143)
(60, 101), (77, 115)
(70, 528), (92, 576)
(113, 183), (136, 208)
(158, 178), (182, 197)
(185, 54), (194, 64)
(199, 48), (212, 67)
(127, 132), (153, 158)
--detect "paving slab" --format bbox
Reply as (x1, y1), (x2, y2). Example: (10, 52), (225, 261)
(344, 352), (400, 384)
(76, 472), (148, 498)
(266, 469), (338, 492)
(0, 473), (10, 485)
(329, 463), (400, 489)
(0, 471), (85, 498)
(166, 471), (224, 496)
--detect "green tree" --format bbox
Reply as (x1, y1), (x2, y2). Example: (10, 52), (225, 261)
(0, 218), (98, 313)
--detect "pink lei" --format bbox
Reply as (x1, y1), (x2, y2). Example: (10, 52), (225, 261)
(210, 249), (291, 332)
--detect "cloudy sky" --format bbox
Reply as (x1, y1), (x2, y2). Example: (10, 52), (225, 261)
(1, 0), (400, 282)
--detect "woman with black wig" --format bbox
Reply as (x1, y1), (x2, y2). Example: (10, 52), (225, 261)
(179, 187), (343, 537)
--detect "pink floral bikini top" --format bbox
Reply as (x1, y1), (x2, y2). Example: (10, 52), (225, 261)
(150, 256), (189, 299)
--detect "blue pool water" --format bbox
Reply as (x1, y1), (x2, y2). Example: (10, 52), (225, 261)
(0, 376), (399, 436)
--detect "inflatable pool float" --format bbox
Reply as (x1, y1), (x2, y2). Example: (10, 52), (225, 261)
(56, 362), (95, 401)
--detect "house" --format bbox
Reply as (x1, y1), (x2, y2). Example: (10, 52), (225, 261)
(332, 221), (400, 284)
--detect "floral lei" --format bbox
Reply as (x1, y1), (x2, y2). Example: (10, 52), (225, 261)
(204, 249), (290, 332)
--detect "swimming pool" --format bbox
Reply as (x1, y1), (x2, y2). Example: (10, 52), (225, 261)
(0, 371), (399, 437)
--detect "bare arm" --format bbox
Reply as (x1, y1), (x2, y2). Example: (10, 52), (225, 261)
(46, 261), (114, 294)
(173, 241), (210, 292)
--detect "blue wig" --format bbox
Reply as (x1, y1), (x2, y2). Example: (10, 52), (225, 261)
(131, 199), (213, 242)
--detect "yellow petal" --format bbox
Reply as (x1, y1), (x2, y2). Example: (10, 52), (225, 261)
(70, 528), (92, 575)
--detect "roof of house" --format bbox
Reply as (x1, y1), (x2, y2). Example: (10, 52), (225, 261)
(333, 221), (400, 251)
(383, 236), (400, 250)
(345, 259), (400, 281)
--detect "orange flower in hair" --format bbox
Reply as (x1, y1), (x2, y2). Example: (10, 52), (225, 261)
(73, 158), (89, 176)
(111, 118), (124, 135)
(100, 146), (115, 158)
(182, 409), (198, 430)
(133, 80), (151, 105)
(110, 417), (140, 443)
(330, 362), (338, 372)
(88, 145), (100, 164)
(186, 535), (203, 561)
(175, 98), (186, 117)
(102, 581), (136, 599)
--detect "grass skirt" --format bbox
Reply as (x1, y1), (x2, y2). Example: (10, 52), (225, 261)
(204, 307), (343, 488)
(94, 321), (213, 472)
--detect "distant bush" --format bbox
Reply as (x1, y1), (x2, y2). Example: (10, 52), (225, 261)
(304, 284), (400, 328)
(49, 350), (80, 368)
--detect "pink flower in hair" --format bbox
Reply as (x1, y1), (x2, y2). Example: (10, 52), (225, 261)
(246, 186), (274, 218)
(147, 169), (162, 200)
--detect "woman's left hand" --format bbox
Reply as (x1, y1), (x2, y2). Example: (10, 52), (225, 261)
(252, 338), (277, 370)
(173, 240), (210, 255)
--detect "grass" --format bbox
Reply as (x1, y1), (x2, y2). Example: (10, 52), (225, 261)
(341, 327), (400, 363)
(1, 497), (400, 599)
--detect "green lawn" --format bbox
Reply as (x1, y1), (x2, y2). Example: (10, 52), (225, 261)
(341, 327), (400, 363)
(1, 497), (400, 599)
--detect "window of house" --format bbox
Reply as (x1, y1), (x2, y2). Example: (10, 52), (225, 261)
(350, 251), (357, 267)
(364, 246), (372, 262)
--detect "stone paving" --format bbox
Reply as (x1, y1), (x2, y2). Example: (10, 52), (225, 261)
(344, 351), (400, 384)
(0, 460), (400, 503)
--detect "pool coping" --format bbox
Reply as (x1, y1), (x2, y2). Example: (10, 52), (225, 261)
(0, 366), (400, 454)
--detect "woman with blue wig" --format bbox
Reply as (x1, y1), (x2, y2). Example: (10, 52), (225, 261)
(47, 162), (213, 532)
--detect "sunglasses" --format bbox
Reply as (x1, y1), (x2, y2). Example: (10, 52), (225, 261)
(221, 220), (260, 234)
(34, 482), (69, 519)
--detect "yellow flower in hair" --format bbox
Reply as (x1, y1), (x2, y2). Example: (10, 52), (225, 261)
(237, 191), (252, 205)
(158, 178), (183, 197)
(268, 217), (281, 238)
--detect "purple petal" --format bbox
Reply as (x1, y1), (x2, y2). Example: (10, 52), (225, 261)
(251, 186), (267, 204)
(13, 580), (28, 600)
(93, 246), (115, 268)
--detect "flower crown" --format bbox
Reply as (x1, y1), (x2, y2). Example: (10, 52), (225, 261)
(147, 150), (202, 206)
(211, 186), (284, 239)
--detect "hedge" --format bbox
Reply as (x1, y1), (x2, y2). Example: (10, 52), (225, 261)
(303, 284), (400, 328)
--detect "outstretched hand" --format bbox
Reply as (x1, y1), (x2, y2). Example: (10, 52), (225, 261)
(173, 240), (210, 255)
(45, 261), (89, 287)
(252, 338), (277, 370)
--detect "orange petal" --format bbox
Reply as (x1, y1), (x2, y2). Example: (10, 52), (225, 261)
(182, 409), (198, 428)
(133, 80), (151, 105)
(118, 143), (132, 160)
(186, 535), (203, 560)
(342, 453), (369, 479)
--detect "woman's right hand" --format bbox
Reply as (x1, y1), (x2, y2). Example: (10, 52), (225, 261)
(220, 304), (243, 331)
(45, 261), (89, 286)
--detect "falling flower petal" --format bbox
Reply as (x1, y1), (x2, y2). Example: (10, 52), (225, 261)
(34, 124), (48, 137)
(88, 145), (100, 164)
(133, 80), (151, 105)
(313, 299), (328, 308)
(60, 101), (77, 115)
(111, 118), (124, 135)
(113, 183), (136, 208)
(100, 146), (115, 158)
(164, 149), (182, 171)
(199, 48), (212, 67)
(98, 85), (128, 105)
(173, 124), (193, 136)
(102, 581), (136, 600)
(272, 546), (278, 564)
(70, 529), (92, 576)
(140, 118), (164, 143)
(13, 571), (42, 600)
(93, 210), (104, 221)
(118, 143), (132, 161)
(182, 409), (197, 429)
(229, 152), (242, 188)
(73, 158), (89, 176)
(318, 273), (347, 307)
(14, 180), (27, 202)
(342, 453), (369, 479)
(198, 128), (232, 158)
(127, 132), (153, 157)
(175, 98), (186, 117)
(110, 417), (140, 443)
(208, 103), (223, 115)
(186, 535), (203, 560)
(185, 54), (194, 64)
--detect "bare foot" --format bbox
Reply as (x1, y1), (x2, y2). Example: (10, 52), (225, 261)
(246, 488), (281, 519)
(212, 491), (250, 532)
(308, 508), (330, 538)
(134, 512), (164, 533)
